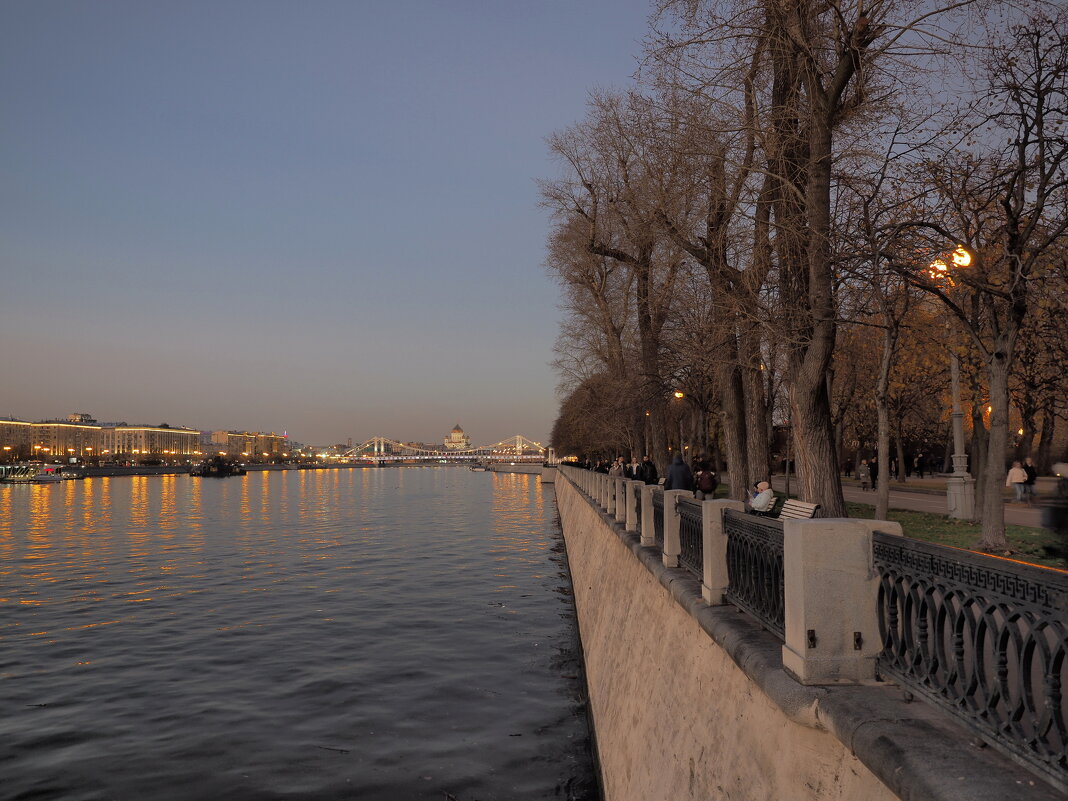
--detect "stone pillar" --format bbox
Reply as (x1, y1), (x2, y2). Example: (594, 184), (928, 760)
(662, 490), (690, 568)
(781, 519), (903, 685)
(701, 500), (745, 606)
(605, 475), (616, 515)
(640, 484), (657, 547)
(625, 480), (642, 532)
(614, 478), (628, 523)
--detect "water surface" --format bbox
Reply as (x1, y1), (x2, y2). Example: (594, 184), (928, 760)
(0, 467), (597, 800)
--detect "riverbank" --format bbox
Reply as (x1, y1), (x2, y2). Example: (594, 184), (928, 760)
(9, 462), (539, 480)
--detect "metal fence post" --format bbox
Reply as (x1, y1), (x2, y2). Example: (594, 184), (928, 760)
(662, 490), (690, 568)
(781, 519), (902, 684)
(701, 499), (744, 605)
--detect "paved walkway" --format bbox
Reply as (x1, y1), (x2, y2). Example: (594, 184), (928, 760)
(770, 475), (1048, 528)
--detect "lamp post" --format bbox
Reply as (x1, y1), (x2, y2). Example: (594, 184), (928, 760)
(929, 247), (975, 520)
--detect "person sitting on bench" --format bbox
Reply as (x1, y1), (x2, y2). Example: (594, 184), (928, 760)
(747, 481), (775, 515)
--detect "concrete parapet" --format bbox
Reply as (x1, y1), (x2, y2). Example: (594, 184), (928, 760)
(662, 490), (689, 568)
(624, 480), (642, 532)
(613, 477), (627, 523)
(781, 518), (902, 685)
(639, 484), (657, 547)
(550, 465), (1062, 801)
(701, 499), (744, 605)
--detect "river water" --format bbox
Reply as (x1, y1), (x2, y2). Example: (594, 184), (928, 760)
(0, 467), (598, 801)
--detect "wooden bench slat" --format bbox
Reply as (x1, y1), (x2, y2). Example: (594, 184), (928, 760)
(777, 499), (821, 520)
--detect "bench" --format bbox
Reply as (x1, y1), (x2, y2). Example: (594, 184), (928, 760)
(752, 497), (821, 520)
(776, 499), (820, 519)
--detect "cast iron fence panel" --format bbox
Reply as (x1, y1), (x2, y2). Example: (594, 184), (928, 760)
(724, 509), (784, 640)
(873, 532), (1068, 789)
(652, 490), (664, 547)
(678, 497), (703, 578)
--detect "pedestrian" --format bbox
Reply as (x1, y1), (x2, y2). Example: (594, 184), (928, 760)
(913, 453), (924, 479)
(1023, 457), (1038, 504)
(843, 458), (854, 478)
(747, 481), (776, 515)
(640, 455), (659, 486)
(627, 457), (642, 480)
(870, 456), (879, 490)
(693, 453), (718, 500)
(664, 454), (694, 492)
(608, 457), (624, 477)
(1006, 460), (1028, 502)
(857, 459), (871, 491)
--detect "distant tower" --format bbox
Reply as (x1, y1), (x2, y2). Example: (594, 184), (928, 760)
(443, 424), (471, 450)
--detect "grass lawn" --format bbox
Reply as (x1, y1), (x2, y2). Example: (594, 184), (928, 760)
(845, 500), (1067, 571)
(710, 485), (1066, 570)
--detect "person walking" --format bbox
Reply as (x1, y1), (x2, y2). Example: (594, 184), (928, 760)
(693, 453), (718, 500)
(870, 456), (880, 490)
(663, 454), (694, 492)
(640, 455), (659, 486)
(1006, 461), (1028, 502)
(1023, 457), (1038, 504)
(857, 459), (871, 491)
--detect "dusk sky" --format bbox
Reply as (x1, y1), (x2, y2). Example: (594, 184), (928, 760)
(1, 1), (653, 447)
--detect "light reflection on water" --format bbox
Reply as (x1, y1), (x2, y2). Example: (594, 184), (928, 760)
(0, 467), (596, 801)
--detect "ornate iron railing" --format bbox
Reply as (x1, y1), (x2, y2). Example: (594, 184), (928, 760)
(873, 532), (1068, 788)
(652, 490), (664, 547)
(724, 509), (784, 640)
(677, 497), (703, 578)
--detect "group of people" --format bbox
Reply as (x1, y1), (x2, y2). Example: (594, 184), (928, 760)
(1005, 457), (1039, 503)
(577, 453), (776, 515)
(579, 455), (660, 485)
(843, 453), (940, 482)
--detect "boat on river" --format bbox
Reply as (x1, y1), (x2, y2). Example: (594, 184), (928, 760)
(189, 457), (247, 477)
(0, 464), (63, 484)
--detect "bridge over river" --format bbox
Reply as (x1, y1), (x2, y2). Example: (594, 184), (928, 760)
(340, 434), (547, 465)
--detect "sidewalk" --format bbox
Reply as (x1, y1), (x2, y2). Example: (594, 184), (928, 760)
(770, 475), (1047, 528)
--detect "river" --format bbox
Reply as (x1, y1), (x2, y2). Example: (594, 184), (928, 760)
(0, 467), (598, 800)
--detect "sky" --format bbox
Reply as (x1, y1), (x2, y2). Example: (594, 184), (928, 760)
(0, 0), (654, 447)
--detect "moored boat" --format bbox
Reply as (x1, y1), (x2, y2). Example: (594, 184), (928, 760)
(189, 456), (247, 477)
(0, 464), (63, 483)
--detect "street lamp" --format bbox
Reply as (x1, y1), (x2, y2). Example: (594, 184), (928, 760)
(929, 246), (976, 520)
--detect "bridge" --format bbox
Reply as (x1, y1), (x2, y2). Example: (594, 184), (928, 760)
(340, 434), (546, 465)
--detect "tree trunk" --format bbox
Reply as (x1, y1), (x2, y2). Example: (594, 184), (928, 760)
(874, 325), (894, 521)
(894, 421), (907, 485)
(741, 322), (771, 483)
(1035, 404), (1056, 474)
(970, 402), (988, 517)
(716, 352), (750, 501)
(978, 352), (1010, 551)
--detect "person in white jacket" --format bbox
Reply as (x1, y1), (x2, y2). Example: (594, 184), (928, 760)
(747, 481), (775, 515)
(1006, 461), (1028, 502)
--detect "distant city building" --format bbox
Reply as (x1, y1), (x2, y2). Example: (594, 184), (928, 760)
(211, 430), (287, 459)
(0, 418), (39, 461)
(101, 424), (199, 457)
(1, 413), (290, 462)
(443, 424), (471, 450)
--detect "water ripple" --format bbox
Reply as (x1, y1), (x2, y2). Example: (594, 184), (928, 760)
(0, 468), (596, 800)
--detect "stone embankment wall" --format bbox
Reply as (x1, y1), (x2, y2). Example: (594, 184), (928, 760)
(555, 473), (1063, 801)
(556, 476), (894, 801)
